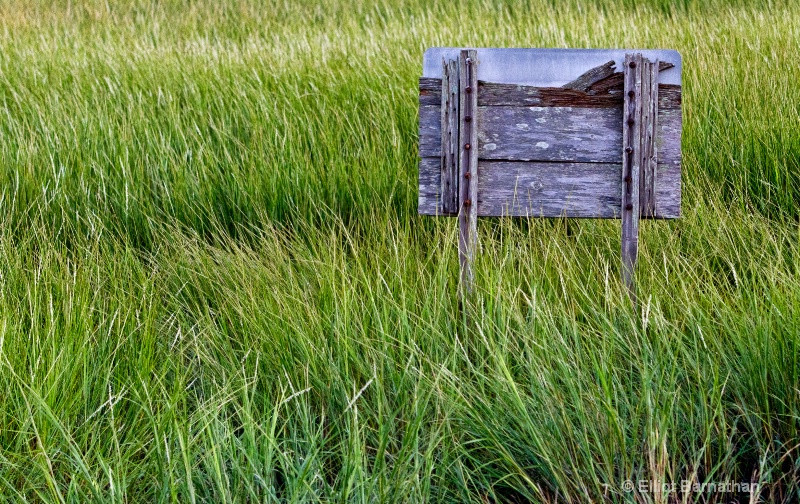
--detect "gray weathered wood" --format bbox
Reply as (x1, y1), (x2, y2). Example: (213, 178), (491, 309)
(440, 58), (460, 214)
(621, 53), (654, 300)
(419, 89), (681, 163)
(419, 157), (680, 218)
(458, 50), (478, 297)
(477, 105), (623, 162)
(640, 60), (659, 217)
(478, 161), (620, 217)
(562, 60), (616, 92)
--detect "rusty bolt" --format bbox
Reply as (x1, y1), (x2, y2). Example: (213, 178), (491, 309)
(629, 61), (636, 68)
(465, 143), (471, 150)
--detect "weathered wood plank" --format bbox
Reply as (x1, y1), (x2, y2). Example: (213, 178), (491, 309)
(440, 59), (460, 214)
(419, 77), (441, 106)
(562, 60), (616, 92)
(621, 54), (645, 299)
(584, 62), (669, 97)
(656, 106), (681, 167)
(421, 79), (681, 109)
(458, 50), (478, 296)
(418, 156), (441, 215)
(420, 100), (681, 164)
(419, 157), (680, 218)
(477, 83), (623, 108)
(477, 106), (622, 162)
(478, 161), (620, 217)
(640, 60), (659, 217)
(478, 81), (681, 108)
(419, 104), (441, 157)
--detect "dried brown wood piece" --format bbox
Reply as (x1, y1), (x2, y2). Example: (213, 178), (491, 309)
(562, 60), (616, 92)
(478, 83), (622, 107)
(586, 72), (624, 95)
(422, 77), (680, 108)
(584, 61), (674, 95)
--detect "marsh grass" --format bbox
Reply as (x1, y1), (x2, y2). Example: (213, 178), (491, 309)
(0, 0), (799, 502)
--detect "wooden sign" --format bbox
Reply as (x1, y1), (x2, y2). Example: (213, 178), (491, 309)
(418, 48), (683, 299)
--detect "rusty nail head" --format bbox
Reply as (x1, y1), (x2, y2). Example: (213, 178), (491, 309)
(465, 143), (471, 150)
(628, 90), (635, 98)
(465, 116), (472, 122)
(625, 147), (633, 153)
(627, 117), (635, 125)
(464, 199), (472, 207)
(624, 176), (631, 182)
(466, 86), (472, 93)
(464, 172), (471, 179)
(626, 203), (633, 210)
(629, 61), (636, 68)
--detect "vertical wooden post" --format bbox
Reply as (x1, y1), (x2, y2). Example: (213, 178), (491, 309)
(441, 58), (460, 214)
(622, 53), (659, 302)
(641, 60), (659, 218)
(458, 49), (478, 298)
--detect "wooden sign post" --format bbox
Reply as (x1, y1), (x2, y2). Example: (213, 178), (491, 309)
(418, 48), (682, 300)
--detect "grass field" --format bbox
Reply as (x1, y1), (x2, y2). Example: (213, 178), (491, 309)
(1, 0), (799, 502)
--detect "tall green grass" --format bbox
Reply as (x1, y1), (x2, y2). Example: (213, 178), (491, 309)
(0, 0), (799, 502)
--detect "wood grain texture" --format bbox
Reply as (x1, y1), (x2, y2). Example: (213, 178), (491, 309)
(419, 157), (680, 218)
(476, 105), (623, 162)
(420, 100), (682, 164)
(478, 161), (620, 217)
(440, 58), (460, 214)
(418, 156), (443, 215)
(640, 59), (659, 217)
(420, 77), (681, 109)
(419, 77), (441, 106)
(419, 104), (442, 157)
(562, 60), (616, 92)
(458, 50), (478, 296)
(477, 84), (623, 108)
(621, 54), (644, 299)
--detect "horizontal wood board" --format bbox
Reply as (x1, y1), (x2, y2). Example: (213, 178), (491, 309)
(419, 158), (680, 218)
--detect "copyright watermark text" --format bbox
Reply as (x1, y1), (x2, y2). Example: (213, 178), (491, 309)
(609, 479), (759, 495)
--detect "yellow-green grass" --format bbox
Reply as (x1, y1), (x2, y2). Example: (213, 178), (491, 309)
(0, 0), (799, 502)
